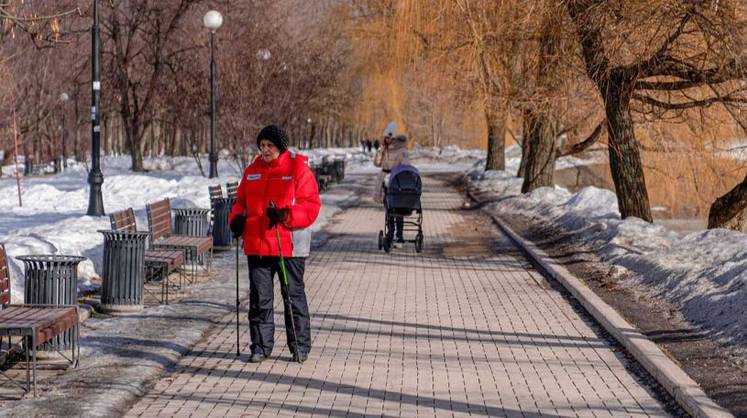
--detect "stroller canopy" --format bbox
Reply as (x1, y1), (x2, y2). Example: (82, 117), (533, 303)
(390, 163), (419, 179)
(385, 163), (422, 212)
(386, 164), (421, 193)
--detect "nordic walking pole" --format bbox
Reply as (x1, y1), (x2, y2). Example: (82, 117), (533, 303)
(235, 237), (241, 356)
(270, 202), (301, 362)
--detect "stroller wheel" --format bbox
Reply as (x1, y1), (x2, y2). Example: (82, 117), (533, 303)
(383, 235), (392, 253)
(415, 232), (424, 253)
(378, 230), (384, 250)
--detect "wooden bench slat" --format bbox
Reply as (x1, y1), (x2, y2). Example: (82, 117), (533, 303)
(209, 185), (223, 200)
(0, 306), (76, 328)
(110, 208), (138, 232)
(154, 236), (212, 253)
(0, 306), (29, 321)
(34, 308), (78, 346)
(145, 250), (184, 271)
(5, 306), (61, 324)
(0, 243), (8, 306)
(1, 306), (38, 322)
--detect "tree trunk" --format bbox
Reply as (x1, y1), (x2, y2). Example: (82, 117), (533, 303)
(103, 113), (110, 156)
(308, 122), (316, 149)
(521, 108), (557, 193)
(604, 73), (652, 221)
(74, 105), (81, 161)
(568, 1), (652, 222)
(521, 25), (559, 193)
(707, 175), (747, 230)
(484, 102), (506, 171)
(517, 108), (530, 178)
(121, 110), (145, 172)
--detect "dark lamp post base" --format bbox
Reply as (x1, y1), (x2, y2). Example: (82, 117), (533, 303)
(209, 154), (219, 178)
(87, 171), (105, 216)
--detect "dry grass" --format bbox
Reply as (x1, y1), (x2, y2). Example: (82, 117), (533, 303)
(637, 112), (744, 219)
(644, 151), (745, 219)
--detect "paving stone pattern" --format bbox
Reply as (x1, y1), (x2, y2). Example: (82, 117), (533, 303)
(127, 175), (669, 417)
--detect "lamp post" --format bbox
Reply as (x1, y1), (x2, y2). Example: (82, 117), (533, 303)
(60, 92), (69, 169)
(204, 10), (223, 179)
(307, 117), (314, 149)
(87, 0), (105, 216)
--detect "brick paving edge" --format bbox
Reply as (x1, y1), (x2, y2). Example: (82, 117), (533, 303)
(490, 214), (733, 418)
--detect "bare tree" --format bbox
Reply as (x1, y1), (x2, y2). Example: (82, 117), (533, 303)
(567, 0), (747, 222)
(100, 0), (204, 172)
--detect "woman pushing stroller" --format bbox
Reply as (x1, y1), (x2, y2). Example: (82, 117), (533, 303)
(373, 122), (409, 244)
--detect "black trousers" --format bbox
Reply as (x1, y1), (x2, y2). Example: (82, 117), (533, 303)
(387, 215), (404, 240)
(247, 256), (311, 357)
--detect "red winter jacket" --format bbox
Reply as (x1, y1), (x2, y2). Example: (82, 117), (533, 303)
(229, 151), (321, 257)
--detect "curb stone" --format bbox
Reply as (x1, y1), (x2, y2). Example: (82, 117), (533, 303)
(490, 214), (733, 418)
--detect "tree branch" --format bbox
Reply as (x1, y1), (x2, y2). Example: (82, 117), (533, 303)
(631, 13), (691, 78)
(559, 119), (606, 156)
(633, 92), (747, 110)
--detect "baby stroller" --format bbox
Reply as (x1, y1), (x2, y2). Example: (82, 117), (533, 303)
(378, 164), (424, 253)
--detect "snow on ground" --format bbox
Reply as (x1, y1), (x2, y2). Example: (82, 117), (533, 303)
(464, 155), (747, 345)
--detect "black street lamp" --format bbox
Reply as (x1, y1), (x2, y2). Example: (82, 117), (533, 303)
(204, 10), (223, 179)
(87, 0), (104, 216)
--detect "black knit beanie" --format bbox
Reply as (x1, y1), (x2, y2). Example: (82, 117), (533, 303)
(256, 125), (289, 154)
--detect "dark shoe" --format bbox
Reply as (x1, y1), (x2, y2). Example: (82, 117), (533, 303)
(292, 352), (308, 363)
(396, 237), (405, 243)
(249, 352), (268, 363)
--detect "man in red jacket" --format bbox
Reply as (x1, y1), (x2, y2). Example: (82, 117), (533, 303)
(229, 125), (321, 364)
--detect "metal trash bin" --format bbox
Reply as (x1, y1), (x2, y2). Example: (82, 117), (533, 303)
(311, 164), (327, 192)
(174, 208), (211, 236)
(16, 254), (85, 351)
(320, 157), (336, 183)
(211, 197), (235, 248)
(333, 157), (345, 182)
(98, 230), (149, 313)
(23, 156), (33, 176)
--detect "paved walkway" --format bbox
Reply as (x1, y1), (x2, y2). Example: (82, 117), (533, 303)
(127, 174), (669, 417)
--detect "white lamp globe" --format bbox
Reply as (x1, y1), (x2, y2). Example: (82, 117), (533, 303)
(203, 10), (223, 31)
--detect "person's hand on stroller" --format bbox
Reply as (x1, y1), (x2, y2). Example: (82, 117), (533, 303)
(266, 206), (291, 229)
(230, 214), (246, 239)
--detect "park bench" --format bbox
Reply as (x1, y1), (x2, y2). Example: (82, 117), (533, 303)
(208, 185), (223, 200)
(146, 199), (213, 280)
(225, 182), (238, 199)
(207, 185), (223, 239)
(322, 155), (345, 183)
(23, 160), (50, 177)
(109, 208), (185, 304)
(0, 244), (79, 397)
(311, 163), (332, 192)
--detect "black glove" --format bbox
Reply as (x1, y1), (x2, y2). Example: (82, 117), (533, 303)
(266, 206), (291, 229)
(230, 215), (246, 239)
